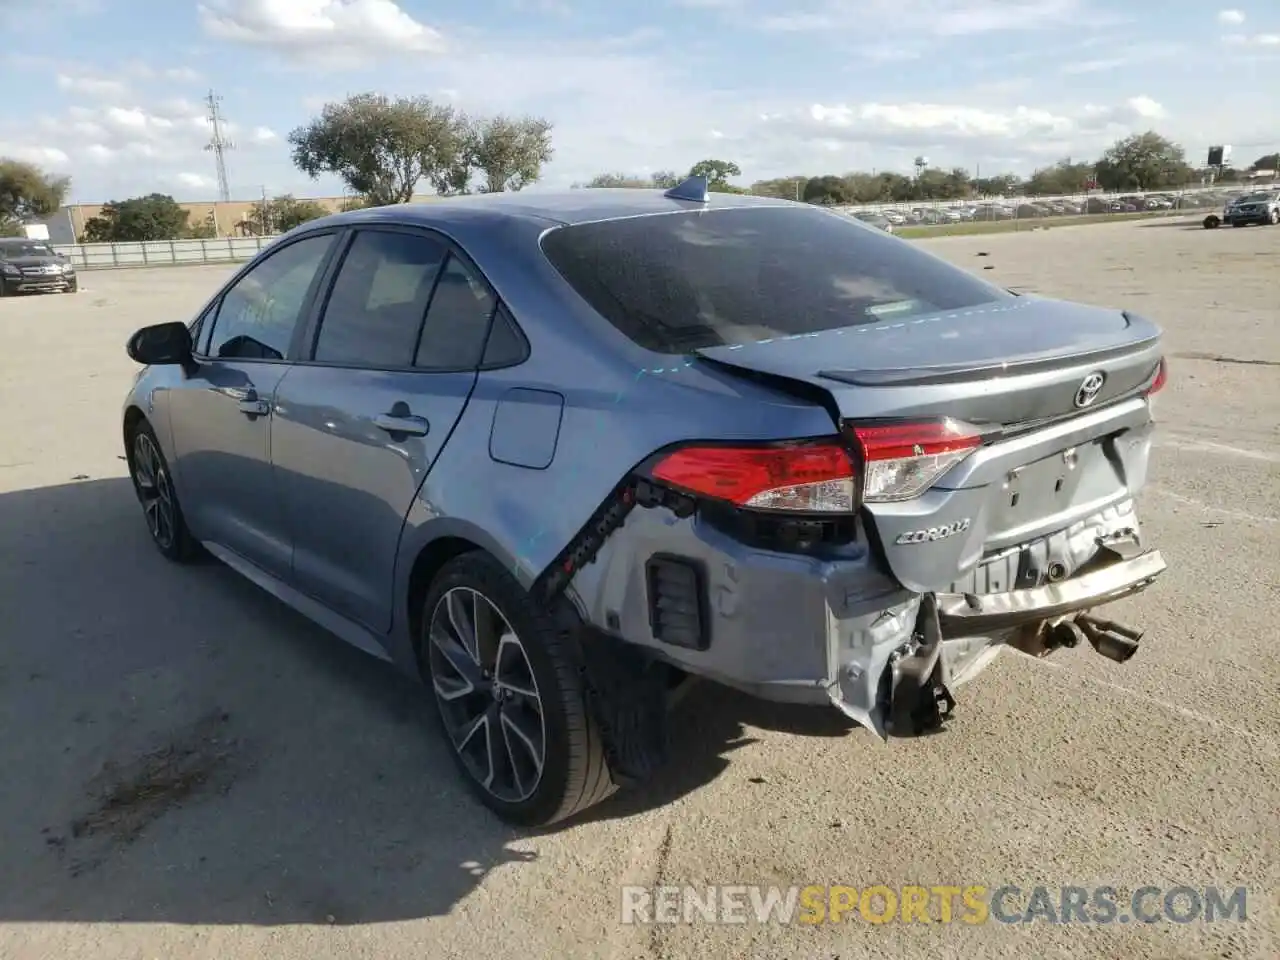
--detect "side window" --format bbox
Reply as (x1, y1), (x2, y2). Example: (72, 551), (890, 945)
(313, 230), (447, 368)
(481, 304), (528, 367)
(415, 254), (497, 370)
(207, 233), (334, 361)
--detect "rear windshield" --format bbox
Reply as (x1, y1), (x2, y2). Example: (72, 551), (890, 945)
(539, 206), (1011, 353)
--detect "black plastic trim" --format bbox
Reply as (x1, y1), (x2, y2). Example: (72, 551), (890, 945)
(645, 554), (711, 651)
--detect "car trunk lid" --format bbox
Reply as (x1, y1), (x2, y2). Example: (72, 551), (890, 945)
(694, 296), (1164, 593)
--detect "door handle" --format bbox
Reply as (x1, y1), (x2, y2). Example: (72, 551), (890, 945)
(374, 413), (429, 437)
(236, 389), (270, 418)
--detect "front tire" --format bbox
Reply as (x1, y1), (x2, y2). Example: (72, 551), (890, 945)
(127, 420), (200, 562)
(420, 552), (616, 827)
(1270, 209), (1279, 225)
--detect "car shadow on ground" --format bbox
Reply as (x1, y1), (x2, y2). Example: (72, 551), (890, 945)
(0, 477), (855, 926)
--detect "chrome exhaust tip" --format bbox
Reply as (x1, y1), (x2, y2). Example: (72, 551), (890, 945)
(1076, 614), (1143, 663)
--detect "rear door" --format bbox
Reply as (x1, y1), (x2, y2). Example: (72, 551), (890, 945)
(269, 226), (499, 633)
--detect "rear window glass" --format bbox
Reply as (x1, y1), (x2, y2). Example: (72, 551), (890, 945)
(539, 206), (1012, 354)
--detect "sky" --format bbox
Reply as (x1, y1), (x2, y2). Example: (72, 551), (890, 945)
(0, 0), (1277, 203)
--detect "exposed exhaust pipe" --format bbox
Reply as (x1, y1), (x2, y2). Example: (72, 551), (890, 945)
(1076, 613), (1143, 663)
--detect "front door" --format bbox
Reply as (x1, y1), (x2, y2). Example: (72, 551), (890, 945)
(270, 227), (500, 632)
(166, 232), (338, 579)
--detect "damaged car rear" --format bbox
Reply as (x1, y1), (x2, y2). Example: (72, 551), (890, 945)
(532, 185), (1167, 767)
(120, 182), (1167, 828)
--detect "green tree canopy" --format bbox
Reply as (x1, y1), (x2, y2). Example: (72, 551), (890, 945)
(1094, 131), (1193, 192)
(246, 194), (330, 235)
(81, 194), (192, 242)
(1249, 152), (1280, 172)
(468, 114), (555, 193)
(0, 159), (70, 229)
(288, 94), (555, 204)
(688, 158), (742, 191)
(1025, 159), (1095, 197)
(289, 93), (469, 205)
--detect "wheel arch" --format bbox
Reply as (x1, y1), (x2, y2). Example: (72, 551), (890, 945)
(400, 517), (588, 677)
(122, 404), (148, 465)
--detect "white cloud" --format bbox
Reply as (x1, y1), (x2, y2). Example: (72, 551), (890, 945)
(0, 143), (71, 167)
(198, 0), (447, 67)
(55, 73), (131, 100)
(250, 125), (278, 142)
(758, 0), (1085, 36)
(1223, 32), (1280, 46)
(1217, 9), (1245, 25)
(176, 172), (215, 189)
(1125, 95), (1165, 119)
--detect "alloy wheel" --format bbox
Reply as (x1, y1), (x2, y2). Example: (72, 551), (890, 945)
(428, 587), (546, 803)
(133, 432), (177, 550)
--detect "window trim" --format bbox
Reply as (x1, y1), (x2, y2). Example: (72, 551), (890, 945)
(292, 223), (530, 375)
(192, 229), (346, 364)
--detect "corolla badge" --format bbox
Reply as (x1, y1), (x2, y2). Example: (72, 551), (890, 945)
(895, 518), (971, 545)
(1074, 371), (1106, 409)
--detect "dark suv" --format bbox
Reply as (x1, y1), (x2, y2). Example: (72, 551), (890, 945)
(0, 238), (77, 295)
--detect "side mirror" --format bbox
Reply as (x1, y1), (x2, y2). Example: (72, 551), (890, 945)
(127, 321), (195, 370)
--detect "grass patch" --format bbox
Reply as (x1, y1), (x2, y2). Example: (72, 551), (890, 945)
(895, 211), (1200, 239)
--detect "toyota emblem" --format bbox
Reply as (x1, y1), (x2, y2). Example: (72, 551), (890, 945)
(1074, 372), (1106, 408)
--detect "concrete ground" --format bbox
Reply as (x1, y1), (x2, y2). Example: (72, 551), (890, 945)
(0, 217), (1276, 960)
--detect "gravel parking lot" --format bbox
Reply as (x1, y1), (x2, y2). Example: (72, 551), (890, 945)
(1, 217), (1276, 960)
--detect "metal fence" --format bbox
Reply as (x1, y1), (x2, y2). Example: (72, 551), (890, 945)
(52, 236), (276, 270)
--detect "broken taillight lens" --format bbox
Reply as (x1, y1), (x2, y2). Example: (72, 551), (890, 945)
(1145, 356), (1168, 396)
(851, 420), (983, 503)
(649, 441), (855, 512)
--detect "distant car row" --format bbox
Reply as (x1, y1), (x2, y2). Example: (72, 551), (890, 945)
(847, 188), (1262, 231)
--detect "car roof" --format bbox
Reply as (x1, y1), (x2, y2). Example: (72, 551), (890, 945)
(318, 187), (795, 231)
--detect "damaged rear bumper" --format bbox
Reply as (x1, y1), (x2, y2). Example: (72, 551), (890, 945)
(566, 497), (1167, 743)
(880, 548), (1165, 737)
(934, 549), (1166, 634)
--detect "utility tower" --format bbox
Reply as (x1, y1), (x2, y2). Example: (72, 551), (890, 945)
(204, 89), (235, 202)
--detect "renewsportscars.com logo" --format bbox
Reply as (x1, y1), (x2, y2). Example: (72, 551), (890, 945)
(620, 884), (1250, 926)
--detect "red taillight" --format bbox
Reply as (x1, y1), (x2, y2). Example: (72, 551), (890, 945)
(851, 420), (983, 503)
(1145, 357), (1167, 396)
(650, 442), (855, 513)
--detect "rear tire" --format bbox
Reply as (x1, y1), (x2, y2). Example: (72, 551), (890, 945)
(420, 552), (616, 827)
(126, 419), (201, 562)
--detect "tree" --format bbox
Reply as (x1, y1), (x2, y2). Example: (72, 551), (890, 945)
(246, 194), (330, 235)
(577, 173), (656, 188)
(81, 193), (192, 242)
(288, 93), (470, 206)
(651, 170), (681, 188)
(0, 159), (70, 230)
(688, 159), (742, 191)
(1024, 158), (1094, 196)
(1249, 153), (1280, 172)
(802, 175), (850, 205)
(970, 174), (1022, 197)
(468, 114), (555, 193)
(1094, 131), (1193, 192)
(187, 212), (217, 239)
